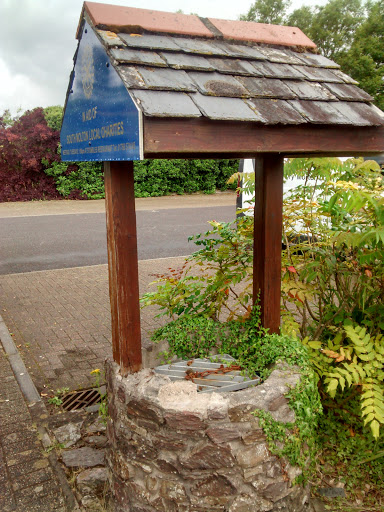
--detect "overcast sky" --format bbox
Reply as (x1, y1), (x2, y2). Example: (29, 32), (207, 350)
(0, 0), (324, 116)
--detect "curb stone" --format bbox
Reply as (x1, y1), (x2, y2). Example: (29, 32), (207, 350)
(0, 313), (80, 511)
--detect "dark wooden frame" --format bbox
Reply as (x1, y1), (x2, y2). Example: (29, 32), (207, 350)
(104, 161), (142, 374)
(143, 119), (384, 158)
(253, 155), (284, 333)
(104, 119), (384, 374)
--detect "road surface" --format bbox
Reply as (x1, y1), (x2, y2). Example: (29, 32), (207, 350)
(0, 205), (235, 275)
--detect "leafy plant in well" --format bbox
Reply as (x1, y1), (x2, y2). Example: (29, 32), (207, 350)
(151, 308), (322, 481)
(152, 307), (315, 380)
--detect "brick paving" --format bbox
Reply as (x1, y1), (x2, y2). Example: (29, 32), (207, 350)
(0, 257), (192, 511)
(0, 345), (65, 511)
(0, 257), (187, 393)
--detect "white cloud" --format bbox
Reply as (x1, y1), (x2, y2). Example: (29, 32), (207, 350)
(0, 0), (319, 114)
(0, 59), (52, 114)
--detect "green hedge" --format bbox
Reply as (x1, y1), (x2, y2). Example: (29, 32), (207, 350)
(44, 158), (238, 199)
(133, 159), (238, 197)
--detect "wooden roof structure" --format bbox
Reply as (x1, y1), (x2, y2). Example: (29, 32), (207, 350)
(62, 2), (384, 374)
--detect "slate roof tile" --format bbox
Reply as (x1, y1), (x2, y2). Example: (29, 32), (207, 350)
(96, 29), (125, 47)
(118, 33), (181, 52)
(160, 52), (214, 71)
(323, 83), (373, 102)
(190, 93), (262, 121)
(238, 77), (297, 99)
(233, 45), (268, 61)
(332, 102), (384, 126)
(110, 47), (166, 67)
(256, 47), (304, 65)
(288, 100), (351, 124)
(117, 66), (146, 89)
(369, 104), (384, 123)
(188, 72), (249, 97)
(171, 38), (228, 56)
(295, 65), (343, 83)
(130, 90), (202, 117)
(247, 98), (306, 124)
(215, 42), (266, 60)
(295, 53), (340, 69)
(207, 58), (262, 76)
(285, 80), (338, 101)
(331, 69), (359, 85)
(256, 61), (306, 80)
(138, 67), (196, 92)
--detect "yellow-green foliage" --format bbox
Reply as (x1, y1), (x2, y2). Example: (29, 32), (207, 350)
(281, 157), (384, 341)
(303, 325), (384, 438)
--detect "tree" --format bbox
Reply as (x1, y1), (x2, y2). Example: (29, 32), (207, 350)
(339, 0), (384, 109)
(44, 105), (63, 132)
(0, 109), (22, 128)
(240, 0), (291, 24)
(286, 5), (314, 33)
(0, 108), (60, 201)
(242, 0), (364, 59)
(288, 0), (364, 60)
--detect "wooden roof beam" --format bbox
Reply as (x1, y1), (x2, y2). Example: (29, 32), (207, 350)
(143, 118), (384, 158)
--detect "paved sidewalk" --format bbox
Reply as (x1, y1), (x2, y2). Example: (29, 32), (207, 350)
(0, 257), (187, 393)
(0, 344), (66, 511)
(0, 191), (235, 218)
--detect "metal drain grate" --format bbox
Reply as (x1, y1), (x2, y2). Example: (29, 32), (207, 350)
(61, 387), (104, 411)
(154, 355), (260, 393)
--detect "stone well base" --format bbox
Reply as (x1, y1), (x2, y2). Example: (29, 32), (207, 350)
(105, 360), (311, 512)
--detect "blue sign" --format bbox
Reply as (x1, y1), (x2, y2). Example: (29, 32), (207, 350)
(61, 21), (141, 162)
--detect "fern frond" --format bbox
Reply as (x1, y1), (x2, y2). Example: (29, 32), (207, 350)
(361, 378), (384, 439)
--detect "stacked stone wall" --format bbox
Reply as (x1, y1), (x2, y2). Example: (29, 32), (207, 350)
(105, 360), (311, 512)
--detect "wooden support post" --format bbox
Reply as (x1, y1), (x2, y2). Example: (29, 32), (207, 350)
(104, 161), (142, 374)
(253, 155), (284, 334)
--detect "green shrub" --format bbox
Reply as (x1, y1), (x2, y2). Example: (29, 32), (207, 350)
(44, 158), (104, 199)
(44, 157), (238, 200)
(133, 159), (238, 197)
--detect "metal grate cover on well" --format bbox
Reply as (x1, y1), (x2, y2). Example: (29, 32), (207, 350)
(154, 355), (260, 393)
